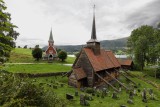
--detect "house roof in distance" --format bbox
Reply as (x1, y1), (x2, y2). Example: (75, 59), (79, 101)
(118, 59), (133, 66)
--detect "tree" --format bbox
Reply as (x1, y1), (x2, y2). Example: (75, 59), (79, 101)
(127, 25), (160, 70)
(0, 0), (19, 58)
(32, 45), (42, 61)
(23, 45), (27, 49)
(58, 50), (67, 62)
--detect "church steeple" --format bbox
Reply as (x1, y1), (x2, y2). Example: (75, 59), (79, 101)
(48, 28), (54, 46)
(48, 28), (54, 43)
(87, 5), (100, 55)
(87, 5), (99, 43)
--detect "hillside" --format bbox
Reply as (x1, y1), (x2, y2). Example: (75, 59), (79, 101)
(42, 37), (128, 52)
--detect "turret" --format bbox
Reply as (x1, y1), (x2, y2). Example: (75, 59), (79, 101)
(87, 5), (100, 55)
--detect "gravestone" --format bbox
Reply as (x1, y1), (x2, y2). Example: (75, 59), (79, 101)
(142, 88), (147, 103)
(66, 94), (74, 100)
(119, 87), (122, 92)
(129, 91), (134, 99)
(112, 91), (118, 99)
(133, 89), (137, 95)
(75, 91), (78, 96)
(149, 89), (154, 100)
(80, 94), (85, 105)
(60, 84), (64, 87)
(127, 99), (134, 104)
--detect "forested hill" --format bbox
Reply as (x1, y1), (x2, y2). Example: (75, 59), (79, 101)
(42, 37), (128, 52)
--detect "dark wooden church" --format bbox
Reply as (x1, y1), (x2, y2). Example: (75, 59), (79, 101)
(68, 8), (121, 88)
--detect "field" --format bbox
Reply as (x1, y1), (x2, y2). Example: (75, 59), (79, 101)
(8, 48), (75, 64)
(2, 64), (71, 73)
(2, 48), (75, 73)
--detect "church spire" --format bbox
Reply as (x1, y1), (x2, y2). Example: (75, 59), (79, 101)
(48, 28), (54, 43)
(87, 5), (100, 55)
(91, 5), (96, 40)
(87, 5), (99, 43)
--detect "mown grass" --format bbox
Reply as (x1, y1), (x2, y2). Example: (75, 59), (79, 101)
(30, 74), (160, 107)
(8, 48), (76, 63)
(2, 64), (71, 73)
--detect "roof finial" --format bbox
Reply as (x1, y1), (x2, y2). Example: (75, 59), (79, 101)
(93, 4), (95, 14)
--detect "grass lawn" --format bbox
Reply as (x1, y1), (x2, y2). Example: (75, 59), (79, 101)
(30, 73), (160, 107)
(8, 48), (76, 63)
(2, 64), (71, 73)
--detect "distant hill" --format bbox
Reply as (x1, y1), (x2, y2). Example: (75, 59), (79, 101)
(42, 37), (128, 53)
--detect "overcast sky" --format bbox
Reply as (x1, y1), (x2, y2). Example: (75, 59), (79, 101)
(5, 0), (160, 47)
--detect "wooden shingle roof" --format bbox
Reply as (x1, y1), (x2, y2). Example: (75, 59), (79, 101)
(84, 48), (120, 72)
(118, 59), (133, 66)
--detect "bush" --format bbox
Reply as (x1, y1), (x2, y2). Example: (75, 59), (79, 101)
(32, 46), (42, 61)
(0, 71), (66, 107)
(0, 57), (6, 63)
(58, 50), (67, 62)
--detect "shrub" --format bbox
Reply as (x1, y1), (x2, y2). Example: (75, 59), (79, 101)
(58, 50), (67, 62)
(0, 71), (66, 107)
(32, 46), (42, 61)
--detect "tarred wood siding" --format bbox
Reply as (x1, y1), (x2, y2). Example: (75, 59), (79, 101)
(74, 50), (94, 87)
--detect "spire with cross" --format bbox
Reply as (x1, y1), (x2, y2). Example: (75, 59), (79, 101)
(87, 4), (99, 43)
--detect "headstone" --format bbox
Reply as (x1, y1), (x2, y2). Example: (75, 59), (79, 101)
(80, 88), (85, 92)
(120, 105), (127, 107)
(119, 87), (122, 92)
(138, 89), (141, 93)
(133, 89), (137, 95)
(66, 94), (74, 100)
(60, 84), (64, 87)
(129, 91), (134, 99)
(75, 91), (78, 96)
(142, 88), (147, 103)
(84, 100), (90, 106)
(112, 91), (118, 99)
(101, 88), (107, 98)
(127, 99), (134, 104)
(80, 94), (85, 105)
(149, 89), (154, 100)
(148, 89), (153, 95)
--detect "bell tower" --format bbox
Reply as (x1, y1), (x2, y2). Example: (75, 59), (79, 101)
(87, 5), (100, 55)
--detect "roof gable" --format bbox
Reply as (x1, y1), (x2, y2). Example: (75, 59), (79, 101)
(84, 48), (120, 72)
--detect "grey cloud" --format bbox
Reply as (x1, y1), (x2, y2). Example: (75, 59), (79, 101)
(125, 0), (160, 29)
